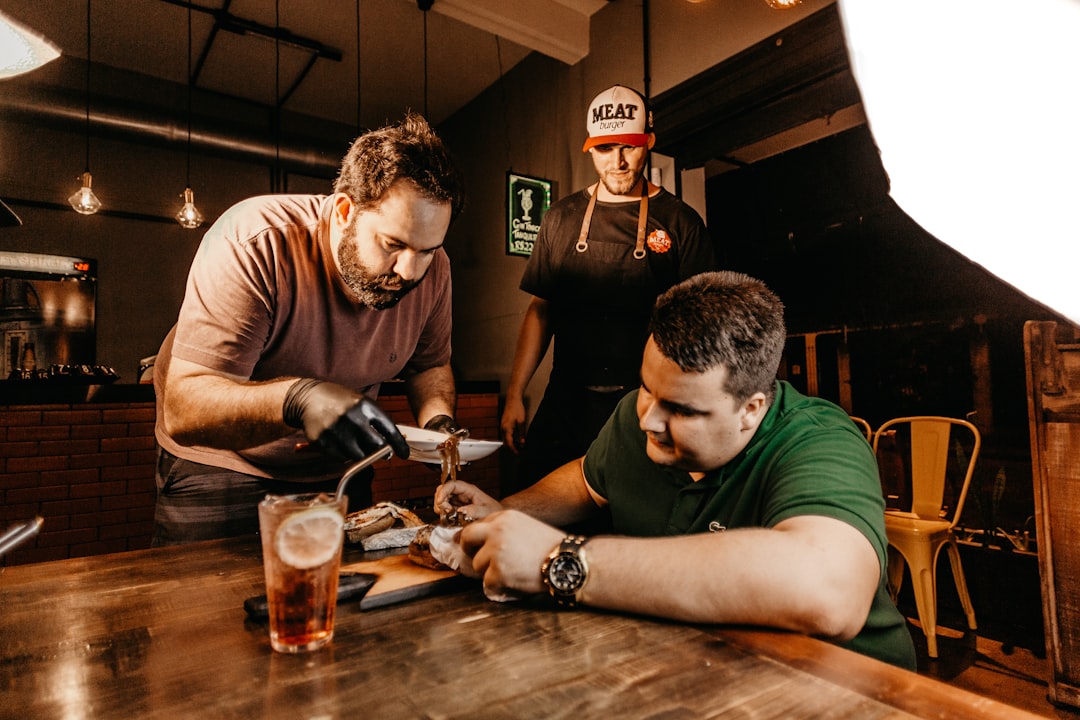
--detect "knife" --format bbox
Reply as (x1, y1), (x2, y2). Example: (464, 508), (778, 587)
(243, 572), (379, 619)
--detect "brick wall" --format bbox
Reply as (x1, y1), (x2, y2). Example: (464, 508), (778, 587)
(0, 391), (501, 567)
(0, 402), (158, 565)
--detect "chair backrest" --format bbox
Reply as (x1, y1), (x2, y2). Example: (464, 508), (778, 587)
(849, 416), (873, 442)
(872, 416), (981, 526)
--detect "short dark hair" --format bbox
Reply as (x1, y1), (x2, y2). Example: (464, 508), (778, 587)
(649, 271), (786, 402)
(334, 112), (465, 220)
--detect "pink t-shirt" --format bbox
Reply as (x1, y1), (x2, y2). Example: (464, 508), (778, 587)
(155, 194), (452, 481)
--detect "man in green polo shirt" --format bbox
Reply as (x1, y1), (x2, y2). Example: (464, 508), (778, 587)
(436, 270), (916, 670)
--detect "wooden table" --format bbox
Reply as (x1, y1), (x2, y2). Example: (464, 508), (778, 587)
(0, 536), (1040, 719)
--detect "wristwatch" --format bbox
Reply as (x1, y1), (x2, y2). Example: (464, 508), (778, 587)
(541, 535), (590, 608)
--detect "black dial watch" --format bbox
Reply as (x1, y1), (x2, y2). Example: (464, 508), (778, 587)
(541, 535), (590, 608)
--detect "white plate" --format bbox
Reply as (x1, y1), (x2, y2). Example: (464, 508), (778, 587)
(396, 425), (502, 463)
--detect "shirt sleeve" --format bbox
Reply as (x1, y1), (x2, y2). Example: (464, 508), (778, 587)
(676, 211), (719, 280)
(581, 391), (641, 501)
(763, 425), (889, 566)
(171, 218), (282, 378)
(520, 193), (584, 300)
(519, 212), (555, 299)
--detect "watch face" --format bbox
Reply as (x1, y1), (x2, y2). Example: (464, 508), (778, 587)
(549, 553), (586, 592)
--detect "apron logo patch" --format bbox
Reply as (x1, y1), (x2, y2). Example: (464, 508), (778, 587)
(646, 229), (671, 254)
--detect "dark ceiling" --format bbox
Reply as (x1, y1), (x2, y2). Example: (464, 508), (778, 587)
(2, 0), (610, 129)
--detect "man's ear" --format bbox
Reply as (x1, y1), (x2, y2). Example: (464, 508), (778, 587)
(740, 392), (768, 431)
(332, 193), (352, 228)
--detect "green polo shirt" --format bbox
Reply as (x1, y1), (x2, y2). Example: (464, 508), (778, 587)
(583, 380), (917, 670)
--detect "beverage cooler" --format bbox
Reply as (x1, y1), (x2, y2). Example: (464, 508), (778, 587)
(0, 251), (106, 381)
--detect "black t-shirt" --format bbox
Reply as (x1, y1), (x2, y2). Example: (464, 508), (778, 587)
(521, 187), (718, 387)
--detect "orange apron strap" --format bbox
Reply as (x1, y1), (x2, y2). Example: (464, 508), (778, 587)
(576, 181), (650, 259)
(575, 184), (599, 253)
(633, 180), (649, 260)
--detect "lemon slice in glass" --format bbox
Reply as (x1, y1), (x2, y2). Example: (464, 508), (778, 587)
(275, 507), (344, 569)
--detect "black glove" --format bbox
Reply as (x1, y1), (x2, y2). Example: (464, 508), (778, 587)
(423, 414), (461, 435)
(283, 379), (410, 461)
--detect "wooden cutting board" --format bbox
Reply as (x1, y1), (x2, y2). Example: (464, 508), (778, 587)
(342, 554), (468, 610)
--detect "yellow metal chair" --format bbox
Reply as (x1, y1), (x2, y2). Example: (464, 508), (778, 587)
(850, 416), (873, 442)
(873, 416), (981, 658)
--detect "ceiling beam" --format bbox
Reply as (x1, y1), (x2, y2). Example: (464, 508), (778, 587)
(431, 0), (600, 65)
(652, 5), (861, 170)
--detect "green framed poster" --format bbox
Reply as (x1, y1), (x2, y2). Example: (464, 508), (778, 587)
(506, 172), (553, 257)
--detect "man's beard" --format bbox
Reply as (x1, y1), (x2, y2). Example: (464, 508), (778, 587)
(337, 233), (423, 310)
(599, 167), (644, 197)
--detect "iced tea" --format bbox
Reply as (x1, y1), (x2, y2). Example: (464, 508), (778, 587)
(258, 493), (346, 653)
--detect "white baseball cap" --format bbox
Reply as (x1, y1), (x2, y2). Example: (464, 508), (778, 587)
(582, 84), (655, 152)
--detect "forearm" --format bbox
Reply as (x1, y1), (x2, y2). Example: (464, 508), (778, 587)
(578, 518), (879, 641)
(404, 364), (456, 427)
(505, 298), (552, 400)
(503, 459), (599, 528)
(162, 359), (298, 449)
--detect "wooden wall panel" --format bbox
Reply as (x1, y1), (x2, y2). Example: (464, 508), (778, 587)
(1025, 320), (1080, 708)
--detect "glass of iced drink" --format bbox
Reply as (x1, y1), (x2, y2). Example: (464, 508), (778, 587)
(258, 493), (347, 653)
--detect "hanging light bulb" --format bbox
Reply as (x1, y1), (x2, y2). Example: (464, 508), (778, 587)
(175, 187), (203, 229)
(71, 0), (101, 216)
(175, 1), (205, 229)
(764, 0), (802, 8)
(68, 171), (101, 215)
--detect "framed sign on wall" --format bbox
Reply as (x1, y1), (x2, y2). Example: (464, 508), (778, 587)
(506, 172), (553, 257)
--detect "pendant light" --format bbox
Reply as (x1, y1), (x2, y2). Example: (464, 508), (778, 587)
(764, 0), (802, 8)
(175, 0), (203, 228)
(175, 186), (202, 229)
(68, 0), (101, 215)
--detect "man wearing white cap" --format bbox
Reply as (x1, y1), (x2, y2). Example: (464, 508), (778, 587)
(501, 84), (718, 493)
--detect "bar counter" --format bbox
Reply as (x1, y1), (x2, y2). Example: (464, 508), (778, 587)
(0, 536), (1040, 719)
